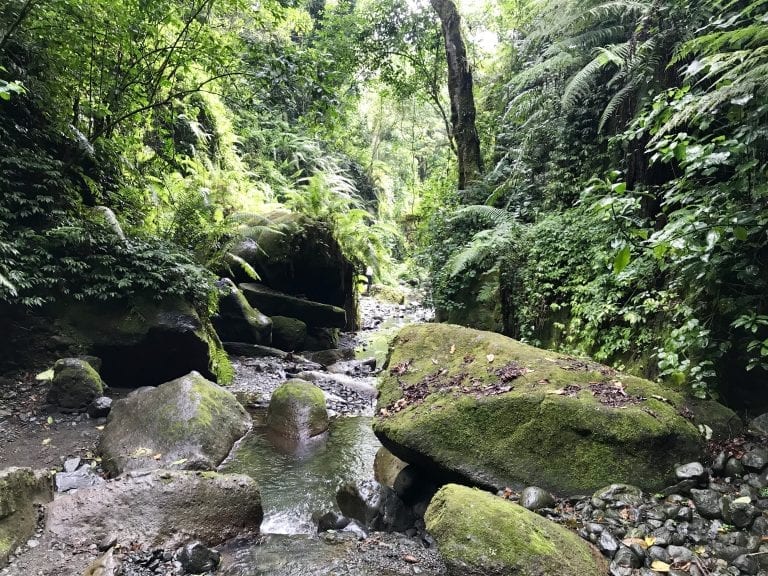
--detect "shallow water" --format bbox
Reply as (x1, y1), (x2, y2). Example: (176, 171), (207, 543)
(220, 416), (381, 534)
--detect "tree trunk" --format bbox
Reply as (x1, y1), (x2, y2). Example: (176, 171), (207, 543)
(429, 0), (483, 190)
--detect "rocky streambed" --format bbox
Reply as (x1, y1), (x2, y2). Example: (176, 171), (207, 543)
(1, 294), (767, 576)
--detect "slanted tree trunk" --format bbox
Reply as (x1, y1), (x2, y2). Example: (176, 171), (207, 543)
(429, 0), (483, 191)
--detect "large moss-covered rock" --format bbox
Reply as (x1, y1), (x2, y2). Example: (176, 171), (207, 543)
(99, 371), (251, 475)
(0, 468), (53, 567)
(212, 278), (272, 345)
(425, 484), (606, 576)
(46, 469), (262, 550)
(59, 297), (218, 387)
(373, 323), (723, 494)
(229, 210), (358, 330)
(46, 358), (105, 410)
(270, 316), (307, 351)
(266, 379), (328, 439)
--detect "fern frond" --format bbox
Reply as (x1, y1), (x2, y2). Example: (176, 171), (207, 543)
(562, 46), (620, 109)
(449, 205), (516, 227)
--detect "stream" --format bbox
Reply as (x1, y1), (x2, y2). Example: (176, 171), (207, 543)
(216, 295), (444, 575)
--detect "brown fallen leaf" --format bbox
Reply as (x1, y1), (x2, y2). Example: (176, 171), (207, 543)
(153, 453), (162, 460)
(403, 554), (418, 564)
(650, 559), (670, 572)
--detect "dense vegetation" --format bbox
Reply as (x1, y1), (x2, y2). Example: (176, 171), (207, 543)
(1, 0), (766, 404)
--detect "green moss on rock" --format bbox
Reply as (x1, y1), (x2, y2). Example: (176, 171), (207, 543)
(425, 484), (607, 576)
(0, 468), (53, 568)
(267, 379), (328, 439)
(99, 371), (251, 475)
(46, 358), (105, 410)
(374, 323), (709, 494)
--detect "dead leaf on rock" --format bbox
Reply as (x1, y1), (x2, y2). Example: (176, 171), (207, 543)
(650, 559), (671, 572)
(403, 554), (418, 564)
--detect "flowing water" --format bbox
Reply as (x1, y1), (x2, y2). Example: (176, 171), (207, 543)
(220, 415), (381, 534)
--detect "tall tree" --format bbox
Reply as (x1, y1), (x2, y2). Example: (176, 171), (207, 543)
(429, 0), (483, 190)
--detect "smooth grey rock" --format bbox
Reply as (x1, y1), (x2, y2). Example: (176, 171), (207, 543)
(743, 449), (768, 471)
(46, 469), (262, 550)
(691, 488), (723, 519)
(648, 546), (671, 563)
(599, 530), (620, 558)
(62, 457), (81, 473)
(87, 396), (112, 418)
(676, 462), (707, 482)
(667, 545), (694, 563)
(520, 486), (556, 511)
(54, 464), (104, 492)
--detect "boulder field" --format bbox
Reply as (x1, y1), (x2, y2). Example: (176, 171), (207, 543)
(374, 323), (739, 495)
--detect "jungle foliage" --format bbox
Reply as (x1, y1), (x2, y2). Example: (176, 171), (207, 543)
(2, 0), (766, 402)
(427, 0), (768, 402)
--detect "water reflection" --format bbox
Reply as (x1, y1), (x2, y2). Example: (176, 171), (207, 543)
(220, 416), (381, 534)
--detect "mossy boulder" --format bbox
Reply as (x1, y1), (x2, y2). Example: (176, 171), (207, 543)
(99, 371), (251, 475)
(425, 484), (607, 576)
(270, 316), (307, 351)
(212, 278), (272, 345)
(59, 297), (218, 387)
(0, 468), (53, 567)
(46, 358), (105, 410)
(373, 323), (726, 495)
(266, 379), (328, 439)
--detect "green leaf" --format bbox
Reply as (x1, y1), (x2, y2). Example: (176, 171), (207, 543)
(613, 245), (631, 274)
(734, 226), (748, 241)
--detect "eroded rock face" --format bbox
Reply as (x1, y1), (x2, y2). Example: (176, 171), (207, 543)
(46, 358), (105, 410)
(425, 484), (607, 576)
(228, 210), (358, 330)
(61, 298), (218, 387)
(0, 468), (53, 567)
(45, 469), (262, 550)
(373, 323), (736, 495)
(99, 371), (251, 475)
(266, 379), (328, 440)
(212, 278), (272, 345)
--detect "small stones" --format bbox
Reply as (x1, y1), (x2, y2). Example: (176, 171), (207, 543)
(87, 396), (112, 418)
(175, 541), (221, 573)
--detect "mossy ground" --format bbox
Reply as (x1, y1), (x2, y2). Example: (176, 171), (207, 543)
(374, 323), (708, 494)
(425, 484), (607, 576)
